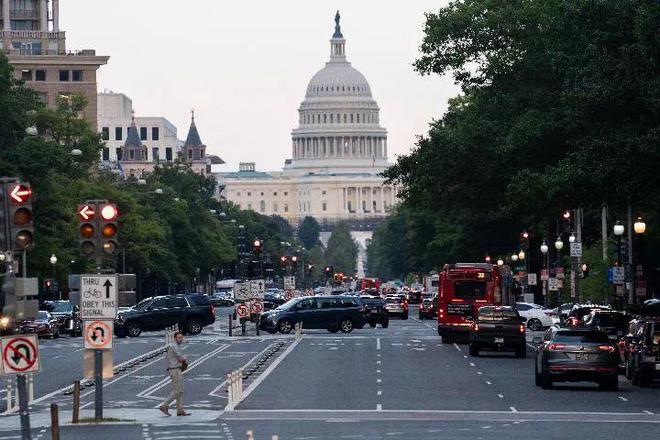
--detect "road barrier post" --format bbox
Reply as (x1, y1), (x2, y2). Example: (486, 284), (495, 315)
(238, 368), (244, 401)
(27, 374), (34, 403)
(50, 403), (60, 440)
(229, 314), (233, 337)
(94, 349), (103, 421)
(246, 430), (255, 440)
(227, 373), (234, 406)
(295, 322), (303, 339)
(241, 319), (246, 336)
(16, 375), (32, 440)
(72, 380), (81, 424)
(6, 379), (16, 412)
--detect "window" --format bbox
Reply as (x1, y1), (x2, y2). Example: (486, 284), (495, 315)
(59, 70), (69, 81)
(187, 149), (192, 159)
(21, 69), (32, 81)
(150, 298), (168, 309)
(129, 150), (135, 160)
(102, 148), (109, 161)
(516, 303), (531, 311)
(322, 190), (326, 195)
(166, 297), (188, 308)
(322, 202), (327, 212)
(152, 127), (159, 140)
(115, 127), (122, 141)
(72, 70), (83, 82)
(140, 127), (147, 140)
(350, 114), (354, 123)
(273, 203), (278, 212)
(247, 192), (251, 196)
(273, 192), (277, 196)
(116, 148), (122, 161)
(165, 147), (173, 161)
(357, 114), (360, 123)
(260, 201), (266, 212)
(323, 114), (327, 123)
(101, 127), (109, 140)
(344, 114), (347, 123)
(284, 192), (288, 196)
(284, 204), (289, 213)
(152, 147), (159, 162)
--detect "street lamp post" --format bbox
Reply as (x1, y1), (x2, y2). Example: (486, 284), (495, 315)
(540, 242), (549, 306)
(49, 254), (58, 300)
(554, 236), (564, 307)
(613, 221), (625, 307)
(633, 217), (646, 305)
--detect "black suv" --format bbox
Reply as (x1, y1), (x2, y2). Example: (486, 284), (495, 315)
(115, 294), (215, 338)
(260, 296), (366, 334)
(43, 300), (82, 336)
(360, 296), (389, 328)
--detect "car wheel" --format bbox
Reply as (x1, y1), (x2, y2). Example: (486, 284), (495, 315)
(469, 343), (479, 357)
(186, 319), (202, 335)
(527, 319), (542, 331)
(340, 319), (353, 333)
(541, 371), (553, 389)
(381, 320), (389, 329)
(126, 321), (142, 338)
(327, 326), (340, 333)
(599, 375), (618, 391)
(515, 344), (527, 358)
(278, 319), (293, 334)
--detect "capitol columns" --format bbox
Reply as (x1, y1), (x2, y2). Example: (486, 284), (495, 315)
(380, 187), (385, 213)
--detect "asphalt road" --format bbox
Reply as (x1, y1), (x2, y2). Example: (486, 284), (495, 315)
(1, 305), (659, 440)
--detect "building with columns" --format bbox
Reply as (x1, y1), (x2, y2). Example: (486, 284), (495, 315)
(217, 12), (399, 227)
(1, 0), (108, 127)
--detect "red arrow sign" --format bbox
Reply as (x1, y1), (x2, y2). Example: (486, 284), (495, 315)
(9, 184), (31, 203)
(78, 204), (95, 220)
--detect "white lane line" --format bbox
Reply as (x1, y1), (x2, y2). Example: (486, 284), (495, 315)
(377, 391), (382, 396)
(377, 404), (382, 411)
(486, 381), (492, 385)
(453, 343), (461, 352)
(377, 379), (382, 383)
(463, 355), (468, 359)
(469, 362), (475, 367)
(497, 394), (504, 399)
(510, 407), (518, 413)
(377, 370), (381, 373)
(376, 338), (381, 350)
(235, 338), (303, 409)
(477, 372), (483, 375)
(376, 360), (381, 365)
(644, 410), (654, 415)
(618, 397), (628, 402)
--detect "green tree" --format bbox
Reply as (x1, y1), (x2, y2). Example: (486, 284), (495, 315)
(297, 216), (321, 249)
(325, 222), (358, 275)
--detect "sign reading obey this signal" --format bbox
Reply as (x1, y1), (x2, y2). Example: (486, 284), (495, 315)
(80, 274), (118, 319)
(2, 335), (40, 374)
(84, 320), (113, 349)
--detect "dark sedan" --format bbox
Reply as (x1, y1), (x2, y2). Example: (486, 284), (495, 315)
(360, 296), (389, 328)
(19, 311), (60, 338)
(535, 328), (619, 390)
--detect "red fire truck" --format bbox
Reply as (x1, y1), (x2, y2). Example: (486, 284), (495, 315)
(360, 278), (381, 291)
(437, 263), (502, 343)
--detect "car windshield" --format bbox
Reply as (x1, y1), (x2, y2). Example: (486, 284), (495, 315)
(46, 302), (72, 313)
(275, 298), (301, 311)
(591, 313), (627, 327)
(554, 331), (609, 343)
(452, 281), (487, 299)
(386, 298), (402, 304)
(133, 299), (152, 311)
(37, 311), (49, 320)
(478, 309), (519, 321)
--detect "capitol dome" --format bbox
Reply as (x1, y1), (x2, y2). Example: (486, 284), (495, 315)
(286, 11), (388, 176)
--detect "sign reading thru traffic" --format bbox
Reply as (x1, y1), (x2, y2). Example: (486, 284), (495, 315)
(80, 274), (118, 319)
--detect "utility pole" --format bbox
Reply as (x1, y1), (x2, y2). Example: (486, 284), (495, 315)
(601, 205), (608, 262)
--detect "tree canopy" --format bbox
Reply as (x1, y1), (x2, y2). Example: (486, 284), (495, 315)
(297, 216), (321, 249)
(325, 222), (358, 275)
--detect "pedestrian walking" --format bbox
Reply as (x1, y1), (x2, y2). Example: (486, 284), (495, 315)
(159, 331), (190, 416)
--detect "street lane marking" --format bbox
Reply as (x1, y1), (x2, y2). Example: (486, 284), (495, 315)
(376, 338), (380, 350)
(510, 407), (517, 413)
(469, 362), (475, 367)
(644, 411), (654, 415)
(486, 381), (492, 385)
(235, 337), (303, 409)
(477, 372), (482, 375)
(497, 394), (504, 399)
(377, 379), (382, 383)
(453, 343), (461, 352)
(377, 404), (382, 411)
(377, 370), (381, 373)
(376, 360), (381, 365)
(377, 391), (382, 396)
(618, 397), (628, 402)
(209, 343), (279, 398)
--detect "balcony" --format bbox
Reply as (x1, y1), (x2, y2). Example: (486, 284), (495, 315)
(1, 30), (64, 39)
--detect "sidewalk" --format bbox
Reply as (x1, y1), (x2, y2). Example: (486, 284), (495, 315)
(0, 407), (222, 431)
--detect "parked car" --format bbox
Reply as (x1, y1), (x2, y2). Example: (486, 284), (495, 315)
(360, 296), (389, 328)
(209, 292), (235, 307)
(626, 319), (660, 387)
(534, 328), (619, 390)
(259, 296), (366, 334)
(42, 300), (82, 336)
(515, 302), (558, 331)
(584, 310), (630, 340)
(115, 294), (215, 338)
(18, 311), (60, 338)
(469, 306), (527, 358)
(418, 298), (434, 319)
(384, 296), (408, 320)
(566, 304), (612, 327)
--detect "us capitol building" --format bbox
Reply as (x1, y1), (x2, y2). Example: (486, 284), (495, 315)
(217, 12), (399, 228)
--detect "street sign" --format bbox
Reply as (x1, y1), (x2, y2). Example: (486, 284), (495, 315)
(548, 278), (560, 291)
(250, 279), (266, 299)
(570, 242), (582, 257)
(250, 300), (263, 315)
(234, 282), (251, 300)
(1, 335), (40, 374)
(84, 320), (113, 350)
(540, 269), (549, 281)
(284, 276), (296, 290)
(80, 274), (118, 319)
(556, 267), (564, 279)
(527, 273), (537, 286)
(236, 303), (249, 319)
(611, 266), (625, 285)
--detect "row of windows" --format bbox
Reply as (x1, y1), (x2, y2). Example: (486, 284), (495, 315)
(21, 69), (84, 82)
(300, 112), (378, 125)
(310, 84), (368, 94)
(235, 191), (288, 197)
(102, 147), (174, 162)
(241, 201), (290, 214)
(101, 126), (160, 141)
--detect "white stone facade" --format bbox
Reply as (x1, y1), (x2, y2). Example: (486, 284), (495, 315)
(218, 13), (398, 226)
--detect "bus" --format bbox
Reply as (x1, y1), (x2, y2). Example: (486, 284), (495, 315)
(437, 263), (502, 343)
(360, 278), (380, 292)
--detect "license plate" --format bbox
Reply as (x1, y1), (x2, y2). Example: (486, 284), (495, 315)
(370, 310), (379, 314)
(655, 364), (660, 371)
(608, 335), (618, 340)
(576, 353), (590, 360)
(494, 338), (504, 343)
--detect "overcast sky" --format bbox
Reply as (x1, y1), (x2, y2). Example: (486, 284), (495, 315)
(61, 0), (457, 170)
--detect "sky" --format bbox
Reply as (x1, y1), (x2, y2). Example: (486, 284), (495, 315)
(61, 0), (458, 171)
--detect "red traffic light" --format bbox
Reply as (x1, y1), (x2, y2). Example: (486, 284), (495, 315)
(253, 239), (262, 248)
(291, 255), (298, 262)
(78, 204), (95, 220)
(521, 231), (529, 239)
(100, 204), (118, 221)
(563, 210), (571, 220)
(9, 183), (31, 204)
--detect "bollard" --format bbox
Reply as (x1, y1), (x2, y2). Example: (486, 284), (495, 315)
(27, 374), (34, 403)
(295, 322), (303, 339)
(241, 319), (246, 336)
(227, 373), (234, 406)
(229, 314), (232, 337)
(238, 368), (244, 400)
(72, 380), (81, 424)
(50, 403), (60, 440)
(6, 379), (14, 412)
(255, 317), (260, 336)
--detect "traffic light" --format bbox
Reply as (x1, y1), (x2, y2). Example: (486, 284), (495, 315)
(44, 279), (53, 290)
(291, 255), (298, 271)
(280, 255), (288, 268)
(324, 266), (333, 277)
(78, 203), (97, 256)
(99, 203), (118, 255)
(581, 263), (589, 278)
(253, 238), (262, 255)
(7, 181), (34, 250)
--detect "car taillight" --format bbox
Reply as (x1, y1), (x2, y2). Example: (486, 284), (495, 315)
(519, 324), (525, 333)
(209, 305), (215, 315)
(548, 343), (566, 351)
(473, 323), (480, 332)
(598, 345), (616, 352)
